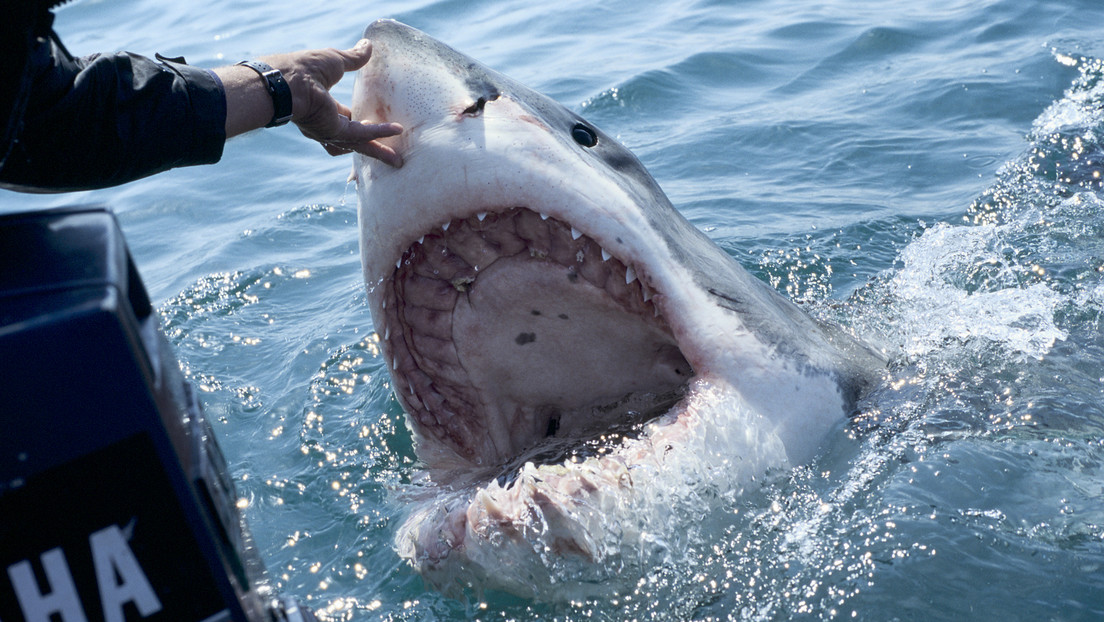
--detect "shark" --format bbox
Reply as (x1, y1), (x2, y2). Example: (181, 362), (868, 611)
(350, 19), (886, 598)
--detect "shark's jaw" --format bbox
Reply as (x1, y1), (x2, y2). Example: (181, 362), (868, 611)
(379, 204), (693, 470)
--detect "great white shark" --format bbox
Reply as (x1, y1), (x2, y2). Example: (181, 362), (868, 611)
(351, 19), (886, 597)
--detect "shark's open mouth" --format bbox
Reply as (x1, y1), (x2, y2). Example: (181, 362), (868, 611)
(378, 207), (694, 468)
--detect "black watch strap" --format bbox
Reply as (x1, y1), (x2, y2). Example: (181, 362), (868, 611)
(236, 60), (293, 128)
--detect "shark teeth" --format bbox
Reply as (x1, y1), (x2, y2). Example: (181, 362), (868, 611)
(382, 206), (683, 470)
(625, 265), (637, 284)
(408, 210), (658, 313)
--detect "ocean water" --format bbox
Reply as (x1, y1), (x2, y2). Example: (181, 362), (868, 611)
(4, 0), (1104, 619)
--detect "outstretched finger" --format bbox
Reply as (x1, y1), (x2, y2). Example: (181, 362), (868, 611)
(321, 118), (404, 166)
(338, 118), (403, 144)
(351, 140), (403, 167)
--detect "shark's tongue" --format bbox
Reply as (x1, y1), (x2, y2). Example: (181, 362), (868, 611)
(382, 207), (693, 468)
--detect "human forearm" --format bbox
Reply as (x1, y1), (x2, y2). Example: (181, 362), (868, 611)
(0, 32), (401, 193)
(213, 40), (403, 166)
(0, 39), (226, 193)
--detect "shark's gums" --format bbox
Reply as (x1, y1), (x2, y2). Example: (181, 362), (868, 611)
(351, 20), (886, 598)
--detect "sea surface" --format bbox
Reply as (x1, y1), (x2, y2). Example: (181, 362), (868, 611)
(4, 0), (1104, 619)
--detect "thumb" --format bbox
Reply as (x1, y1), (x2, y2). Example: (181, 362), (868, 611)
(339, 39), (374, 72)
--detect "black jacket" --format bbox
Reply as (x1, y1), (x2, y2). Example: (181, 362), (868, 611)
(0, 1), (226, 192)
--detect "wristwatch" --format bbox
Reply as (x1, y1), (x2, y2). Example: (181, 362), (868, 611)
(236, 60), (294, 128)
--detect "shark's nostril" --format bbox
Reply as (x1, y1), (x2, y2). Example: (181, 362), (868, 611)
(462, 93), (499, 117)
(462, 97), (487, 116)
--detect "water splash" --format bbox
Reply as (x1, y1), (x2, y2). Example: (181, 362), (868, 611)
(887, 220), (1067, 362)
(395, 380), (789, 602)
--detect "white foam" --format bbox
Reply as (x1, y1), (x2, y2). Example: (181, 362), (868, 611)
(887, 222), (1067, 361)
(1031, 57), (1104, 138)
(396, 379), (789, 600)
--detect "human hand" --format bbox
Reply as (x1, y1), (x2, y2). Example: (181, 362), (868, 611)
(257, 40), (403, 166)
(219, 40), (403, 166)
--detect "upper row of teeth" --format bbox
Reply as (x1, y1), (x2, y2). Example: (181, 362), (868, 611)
(381, 213), (664, 387)
(394, 213), (642, 289)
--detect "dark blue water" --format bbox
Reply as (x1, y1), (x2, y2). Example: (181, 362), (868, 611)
(4, 0), (1104, 619)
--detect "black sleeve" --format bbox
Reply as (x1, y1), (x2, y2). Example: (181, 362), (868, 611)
(0, 33), (227, 193)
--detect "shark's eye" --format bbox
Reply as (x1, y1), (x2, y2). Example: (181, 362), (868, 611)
(572, 123), (598, 148)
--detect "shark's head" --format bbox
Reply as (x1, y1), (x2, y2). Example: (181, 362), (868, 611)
(352, 19), (883, 474)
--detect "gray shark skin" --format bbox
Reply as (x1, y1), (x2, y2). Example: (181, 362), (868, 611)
(351, 19), (885, 598)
